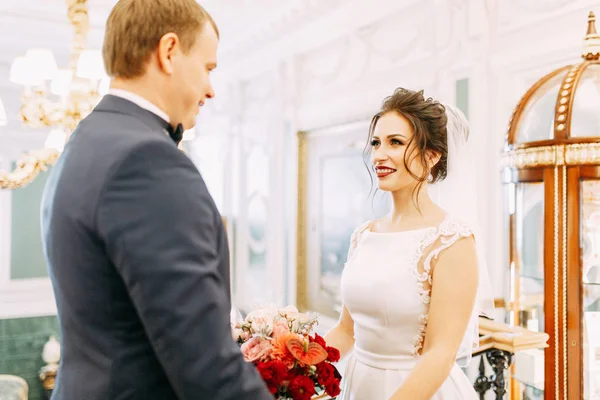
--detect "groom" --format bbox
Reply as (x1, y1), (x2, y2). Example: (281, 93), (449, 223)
(40, 0), (271, 399)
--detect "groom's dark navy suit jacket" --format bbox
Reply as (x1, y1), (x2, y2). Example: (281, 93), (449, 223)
(40, 95), (271, 399)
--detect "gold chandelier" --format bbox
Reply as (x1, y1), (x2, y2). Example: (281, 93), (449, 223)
(10, 0), (107, 135)
(1, 0), (106, 190)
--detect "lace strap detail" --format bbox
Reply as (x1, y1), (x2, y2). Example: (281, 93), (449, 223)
(412, 217), (473, 356)
(421, 219), (474, 289)
(346, 221), (371, 264)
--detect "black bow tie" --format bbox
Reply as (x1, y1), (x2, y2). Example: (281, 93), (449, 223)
(166, 123), (183, 144)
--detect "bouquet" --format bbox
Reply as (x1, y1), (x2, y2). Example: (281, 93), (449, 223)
(232, 305), (342, 400)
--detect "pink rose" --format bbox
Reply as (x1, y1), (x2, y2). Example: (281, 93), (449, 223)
(272, 319), (290, 337)
(240, 337), (273, 363)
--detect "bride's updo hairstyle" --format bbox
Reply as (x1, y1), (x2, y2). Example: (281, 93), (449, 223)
(365, 87), (449, 200)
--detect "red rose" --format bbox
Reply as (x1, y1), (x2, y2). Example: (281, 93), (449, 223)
(325, 379), (341, 397)
(332, 364), (342, 380)
(316, 362), (334, 386)
(255, 364), (278, 394)
(256, 360), (288, 394)
(288, 375), (316, 400)
(266, 382), (278, 394)
(310, 333), (327, 348)
(326, 346), (340, 363)
(256, 362), (271, 380)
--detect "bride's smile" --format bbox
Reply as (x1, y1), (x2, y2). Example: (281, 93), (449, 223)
(325, 88), (489, 400)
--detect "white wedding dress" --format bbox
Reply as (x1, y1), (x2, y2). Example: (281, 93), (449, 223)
(339, 215), (478, 400)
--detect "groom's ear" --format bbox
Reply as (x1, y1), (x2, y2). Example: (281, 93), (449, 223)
(156, 32), (180, 75)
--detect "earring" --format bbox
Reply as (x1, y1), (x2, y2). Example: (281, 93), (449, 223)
(427, 172), (433, 183)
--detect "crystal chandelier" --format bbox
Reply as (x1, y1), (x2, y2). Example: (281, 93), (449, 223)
(9, 0), (108, 143)
(1, 0), (106, 190)
(2, 0), (194, 190)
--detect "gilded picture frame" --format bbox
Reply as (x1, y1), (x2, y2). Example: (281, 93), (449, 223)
(296, 120), (388, 317)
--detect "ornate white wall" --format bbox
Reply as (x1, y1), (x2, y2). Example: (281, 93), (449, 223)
(1, 0), (598, 318)
(191, 0), (599, 312)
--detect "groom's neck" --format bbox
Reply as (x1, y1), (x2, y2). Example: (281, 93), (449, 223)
(110, 76), (169, 118)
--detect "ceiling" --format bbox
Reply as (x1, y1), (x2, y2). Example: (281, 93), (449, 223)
(0, 0), (402, 160)
(0, 0), (318, 159)
(0, 0), (328, 88)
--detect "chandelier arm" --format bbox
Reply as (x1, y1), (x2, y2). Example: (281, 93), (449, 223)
(0, 150), (60, 190)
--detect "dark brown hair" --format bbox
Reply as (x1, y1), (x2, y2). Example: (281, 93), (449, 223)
(103, 0), (219, 79)
(365, 87), (448, 202)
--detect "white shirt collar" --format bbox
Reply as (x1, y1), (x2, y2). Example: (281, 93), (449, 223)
(108, 88), (170, 123)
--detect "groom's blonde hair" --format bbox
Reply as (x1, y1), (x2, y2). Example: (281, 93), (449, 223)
(102, 0), (219, 79)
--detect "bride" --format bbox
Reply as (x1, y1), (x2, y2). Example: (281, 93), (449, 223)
(324, 87), (494, 399)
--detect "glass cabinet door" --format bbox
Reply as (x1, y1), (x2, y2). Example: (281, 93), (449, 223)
(510, 182), (546, 398)
(581, 181), (600, 400)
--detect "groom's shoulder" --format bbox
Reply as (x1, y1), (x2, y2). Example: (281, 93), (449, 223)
(71, 110), (183, 169)
(80, 109), (169, 148)
(62, 111), (195, 195)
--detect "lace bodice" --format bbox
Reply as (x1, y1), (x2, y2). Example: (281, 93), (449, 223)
(340, 216), (473, 363)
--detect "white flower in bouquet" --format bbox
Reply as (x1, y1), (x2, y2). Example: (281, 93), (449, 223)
(250, 317), (274, 337)
(231, 327), (247, 342)
(277, 305), (299, 316)
(246, 305), (280, 322)
(287, 311), (319, 335)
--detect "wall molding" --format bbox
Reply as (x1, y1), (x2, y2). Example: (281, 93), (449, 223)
(0, 278), (56, 319)
(0, 161), (56, 319)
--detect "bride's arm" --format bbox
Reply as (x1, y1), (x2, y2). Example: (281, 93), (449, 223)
(389, 236), (479, 400)
(324, 305), (355, 359)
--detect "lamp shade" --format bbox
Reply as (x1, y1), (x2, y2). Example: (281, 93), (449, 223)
(25, 48), (58, 81)
(76, 50), (106, 80)
(10, 56), (44, 86)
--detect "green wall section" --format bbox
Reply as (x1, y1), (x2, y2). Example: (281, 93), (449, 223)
(0, 316), (60, 400)
(10, 168), (50, 280)
(456, 78), (469, 120)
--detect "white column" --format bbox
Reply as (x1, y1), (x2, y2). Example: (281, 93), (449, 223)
(266, 64), (287, 306)
(282, 58), (300, 307)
